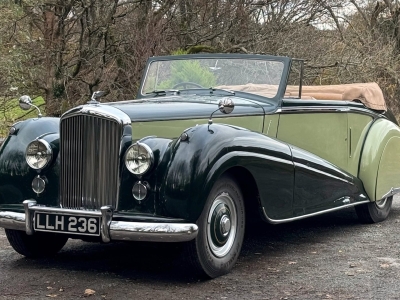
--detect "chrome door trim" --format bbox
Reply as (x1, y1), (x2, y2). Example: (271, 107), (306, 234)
(278, 105), (383, 119)
(295, 162), (353, 185)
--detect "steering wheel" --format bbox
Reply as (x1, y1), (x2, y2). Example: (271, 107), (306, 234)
(172, 82), (203, 89)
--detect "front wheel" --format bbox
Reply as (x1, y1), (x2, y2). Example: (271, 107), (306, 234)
(186, 175), (245, 278)
(5, 229), (68, 258)
(355, 196), (393, 224)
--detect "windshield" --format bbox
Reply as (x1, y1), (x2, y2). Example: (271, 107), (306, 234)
(141, 58), (285, 98)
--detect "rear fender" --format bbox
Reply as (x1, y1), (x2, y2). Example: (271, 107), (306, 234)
(359, 118), (400, 201)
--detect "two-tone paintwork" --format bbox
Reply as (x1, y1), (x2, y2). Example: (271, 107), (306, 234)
(359, 118), (400, 201)
(0, 53), (399, 228)
(277, 99), (400, 202)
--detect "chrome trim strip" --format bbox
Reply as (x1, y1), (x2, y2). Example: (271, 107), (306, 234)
(281, 106), (350, 113)
(281, 106), (349, 112)
(109, 221), (198, 242)
(230, 151), (293, 166)
(262, 200), (370, 224)
(279, 105), (383, 118)
(380, 187), (400, 200)
(62, 105), (131, 125)
(295, 163), (353, 184)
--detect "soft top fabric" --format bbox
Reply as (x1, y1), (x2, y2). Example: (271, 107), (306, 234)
(216, 82), (386, 111)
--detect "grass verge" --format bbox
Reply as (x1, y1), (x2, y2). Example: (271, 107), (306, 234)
(0, 96), (45, 137)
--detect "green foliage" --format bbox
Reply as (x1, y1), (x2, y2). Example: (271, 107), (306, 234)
(0, 97), (45, 137)
(158, 60), (216, 89)
(171, 49), (188, 55)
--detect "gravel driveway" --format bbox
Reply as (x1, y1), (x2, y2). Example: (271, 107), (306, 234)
(1, 196), (400, 299)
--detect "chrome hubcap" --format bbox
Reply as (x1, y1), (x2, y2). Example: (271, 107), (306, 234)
(220, 215), (231, 236)
(207, 192), (237, 258)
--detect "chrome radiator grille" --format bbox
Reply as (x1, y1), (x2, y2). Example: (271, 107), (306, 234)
(60, 115), (122, 210)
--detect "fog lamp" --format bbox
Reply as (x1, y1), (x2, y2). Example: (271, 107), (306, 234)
(32, 175), (46, 195)
(132, 181), (148, 202)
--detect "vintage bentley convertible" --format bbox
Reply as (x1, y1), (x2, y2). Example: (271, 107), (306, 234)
(1, 54), (400, 278)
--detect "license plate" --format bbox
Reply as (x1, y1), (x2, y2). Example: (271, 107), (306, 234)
(34, 212), (101, 236)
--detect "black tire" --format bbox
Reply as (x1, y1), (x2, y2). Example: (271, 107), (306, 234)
(5, 229), (68, 258)
(355, 196), (393, 224)
(185, 175), (245, 278)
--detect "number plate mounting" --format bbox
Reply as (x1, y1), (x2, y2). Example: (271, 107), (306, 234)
(34, 212), (101, 236)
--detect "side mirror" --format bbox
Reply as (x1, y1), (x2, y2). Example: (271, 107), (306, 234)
(18, 95), (42, 118)
(19, 95), (33, 110)
(218, 98), (234, 114)
(208, 98), (235, 130)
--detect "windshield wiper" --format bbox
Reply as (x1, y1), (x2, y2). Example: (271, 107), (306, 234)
(145, 90), (180, 96)
(209, 88), (235, 96)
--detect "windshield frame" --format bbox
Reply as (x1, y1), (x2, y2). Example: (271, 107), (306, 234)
(137, 53), (291, 104)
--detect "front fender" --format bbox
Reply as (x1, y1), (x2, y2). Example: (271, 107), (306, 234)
(0, 117), (60, 209)
(158, 124), (293, 222)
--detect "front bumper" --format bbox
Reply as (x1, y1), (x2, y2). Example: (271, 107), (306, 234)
(0, 200), (198, 243)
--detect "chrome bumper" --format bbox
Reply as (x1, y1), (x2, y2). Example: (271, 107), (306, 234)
(0, 200), (198, 243)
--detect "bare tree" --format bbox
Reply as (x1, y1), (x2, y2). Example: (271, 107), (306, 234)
(1, 0), (400, 119)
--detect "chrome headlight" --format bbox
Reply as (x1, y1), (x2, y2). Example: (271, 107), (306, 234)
(125, 142), (153, 175)
(25, 139), (52, 170)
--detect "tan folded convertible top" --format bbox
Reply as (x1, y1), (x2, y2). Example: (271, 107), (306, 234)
(217, 82), (386, 111)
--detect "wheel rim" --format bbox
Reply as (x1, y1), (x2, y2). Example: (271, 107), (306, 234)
(207, 192), (237, 258)
(375, 198), (388, 209)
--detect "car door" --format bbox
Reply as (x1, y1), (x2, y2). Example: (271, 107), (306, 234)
(276, 99), (349, 213)
(277, 102), (348, 170)
(276, 100), (375, 215)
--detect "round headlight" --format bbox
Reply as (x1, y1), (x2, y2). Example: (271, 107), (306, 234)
(25, 139), (52, 170)
(125, 142), (153, 175)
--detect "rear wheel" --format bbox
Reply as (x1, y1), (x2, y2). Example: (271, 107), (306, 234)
(185, 175), (245, 278)
(355, 196), (393, 224)
(5, 229), (68, 258)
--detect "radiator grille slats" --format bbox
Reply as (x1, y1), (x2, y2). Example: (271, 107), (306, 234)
(60, 115), (121, 210)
